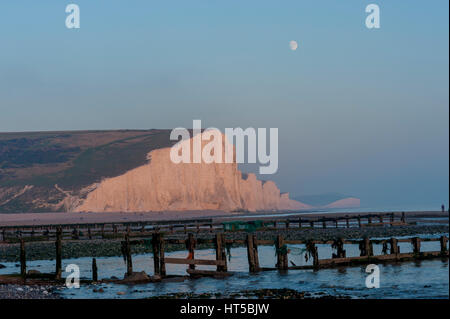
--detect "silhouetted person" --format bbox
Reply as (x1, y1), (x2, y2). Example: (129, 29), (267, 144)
(442, 204), (445, 212)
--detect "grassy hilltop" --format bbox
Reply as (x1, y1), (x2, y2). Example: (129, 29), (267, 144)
(0, 130), (174, 213)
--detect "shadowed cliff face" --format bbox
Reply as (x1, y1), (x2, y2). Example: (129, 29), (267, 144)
(75, 132), (310, 212)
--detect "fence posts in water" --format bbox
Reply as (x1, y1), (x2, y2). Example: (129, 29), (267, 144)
(92, 258), (98, 282)
(55, 227), (62, 280)
(215, 233), (227, 272)
(275, 235), (288, 271)
(412, 237), (421, 255)
(246, 234), (260, 273)
(440, 236), (448, 254)
(20, 238), (26, 278)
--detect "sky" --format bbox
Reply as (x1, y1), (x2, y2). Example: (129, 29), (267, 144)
(0, 1), (448, 209)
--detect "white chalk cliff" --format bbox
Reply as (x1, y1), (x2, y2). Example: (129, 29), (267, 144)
(74, 132), (310, 212)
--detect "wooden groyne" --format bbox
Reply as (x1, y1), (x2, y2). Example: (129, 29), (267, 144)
(7, 229), (448, 283)
(0, 212), (410, 244)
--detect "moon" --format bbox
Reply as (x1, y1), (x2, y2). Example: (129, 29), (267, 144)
(289, 40), (298, 51)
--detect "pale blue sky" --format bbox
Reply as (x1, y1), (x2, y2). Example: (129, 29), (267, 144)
(0, 1), (448, 208)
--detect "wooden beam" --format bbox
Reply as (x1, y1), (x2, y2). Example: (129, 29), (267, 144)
(163, 257), (226, 266)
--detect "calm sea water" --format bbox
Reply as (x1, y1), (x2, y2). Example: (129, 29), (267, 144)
(1, 233), (448, 299)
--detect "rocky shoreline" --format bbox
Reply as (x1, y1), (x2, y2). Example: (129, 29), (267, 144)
(0, 284), (62, 299)
(146, 288), (351, 299)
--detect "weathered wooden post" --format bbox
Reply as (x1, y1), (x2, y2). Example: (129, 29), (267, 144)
(357, 215), (361, 228)
(309, 221), (314, 228)
(390, 213), (395, 224)
(306, 241), (319, 269)
(359, 237), (373, 257)
(412, 237), (421, 255)
(2, 229), (5, 242)
(55, 227), (62, 280)
(88, 227), (92, 240)
(368, 216), (372, 225)
(382, 241), (389, 255)
(209, 224), (213, 233)
(160, 235), (166, 277)
(322, 219), (326, 229)
(346, 216), (350, 228)
(440, 236), (448, 253)
(276, 235), (288, 271)
(124, 234), (133, 276)
(285, 220), (290, 230)
(20, 238), (26, 278)
(196, 223), (200, 233)
(246, 234), (260, 272)
(379, 215), (383, 224)
(335, 219), (339, 228)
(186, 233), (196, 270)
(92, 258), (98, 282)
(101, 225), (105, 238)
(184, 224), (187, 234)
(332, 238), (346, 258)
(401, 212), (406, 223)
(215, 233), (227, 272)
(298, 218), (302, 229)
(113, 224), (118, 234)
(152, 233), (161, 276)
(72, 227), (79, 240)
(390, 238), (400, 255)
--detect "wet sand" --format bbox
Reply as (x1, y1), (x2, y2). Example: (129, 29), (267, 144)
(0, 210), (447, 227)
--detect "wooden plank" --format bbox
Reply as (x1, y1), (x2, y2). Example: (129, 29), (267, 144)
(163, 257), (226, 266)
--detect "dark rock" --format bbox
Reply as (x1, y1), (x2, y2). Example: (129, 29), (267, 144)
(122, 271), (150, 283)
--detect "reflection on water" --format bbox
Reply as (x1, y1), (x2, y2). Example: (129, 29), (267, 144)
(1, 239), (448, 299)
